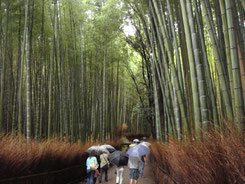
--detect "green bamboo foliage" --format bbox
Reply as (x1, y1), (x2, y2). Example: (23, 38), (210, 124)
(128, 0), (244, 140)
(0, 0), (244, 142)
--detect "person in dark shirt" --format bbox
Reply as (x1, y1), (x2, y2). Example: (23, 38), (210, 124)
(140, 137), (147, 177)
(140, 155), (147, 177)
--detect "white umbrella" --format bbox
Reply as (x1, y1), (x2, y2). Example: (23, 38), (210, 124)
(100, 144), (116, 153)
(86, 145), (109, 156)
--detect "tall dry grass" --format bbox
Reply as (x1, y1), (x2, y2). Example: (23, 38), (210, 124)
(150, 127), (245, 184)
(0, 135), (122, 184)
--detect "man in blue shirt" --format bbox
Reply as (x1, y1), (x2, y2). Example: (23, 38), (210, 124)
(86, 153), (98, 184)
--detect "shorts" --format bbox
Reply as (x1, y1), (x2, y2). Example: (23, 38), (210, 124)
(129, 169), (139, 180)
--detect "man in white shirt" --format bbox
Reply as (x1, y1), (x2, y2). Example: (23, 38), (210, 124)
(99, 153), (110, 183)
(128, 156), (141, 184)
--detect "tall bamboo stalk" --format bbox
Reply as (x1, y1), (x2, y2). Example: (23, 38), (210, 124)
(180, 0), (201, 134)
(0, 0), (9, 131)
(200, 0), (233, 121)
(225, 0), (244, 123)
(48, 0), (56, 138)
(24, 0), (31, 142)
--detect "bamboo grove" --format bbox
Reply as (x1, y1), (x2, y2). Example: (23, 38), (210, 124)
(0, 0), (244, 143)
(125, 0), (245, 141)
(0, 0), (152, 142)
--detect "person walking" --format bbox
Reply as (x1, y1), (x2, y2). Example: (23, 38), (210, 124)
(109, 150), (128, 184)
(99, 153), (110, 183)
(115, 166), (124, 184)
(128, 156), (141, 184)
(129, 139), (140, 148)
(140, 155), (147, 177)
(86, 153), (98, 184)
(140, 136), (148, 177)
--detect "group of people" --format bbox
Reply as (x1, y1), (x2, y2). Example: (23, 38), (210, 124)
(86, 152), (110, 183)
(86, 137), (148, 184)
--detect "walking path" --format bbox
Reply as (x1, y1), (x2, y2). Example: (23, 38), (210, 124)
(81, 158), (155, 184)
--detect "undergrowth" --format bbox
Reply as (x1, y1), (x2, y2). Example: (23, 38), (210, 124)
(150, 126), (245, 184)
(0, 136), (122, 184)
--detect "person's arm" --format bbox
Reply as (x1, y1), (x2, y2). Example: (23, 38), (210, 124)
(144, 156), (147, 165)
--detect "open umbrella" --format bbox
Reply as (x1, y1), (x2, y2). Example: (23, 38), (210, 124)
(120, 141), (131, 146)
(86, 145), (109, 156)
(109, 150), (128, 167)
(139, 141), (151, 147)
(126, 144), (149, 157)
(100, 144), (116, 153)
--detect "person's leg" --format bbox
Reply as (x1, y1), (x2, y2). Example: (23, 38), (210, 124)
(140, 161), (145, 177)
(87, 170), (90, 184)
(116, 168), (119, 184)
(134, 169), (139, 184)
(119, 167), (124, 184)
(104, 168), (108, 182)
(90, 170), (96, 184)
(98, 168), (104, 183)
(139, 161), (143, 176)
(129, 169), (134, 184)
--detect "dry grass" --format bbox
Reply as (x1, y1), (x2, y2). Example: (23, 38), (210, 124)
(150, 127), (245, 184)
(0, 135), (122, 184)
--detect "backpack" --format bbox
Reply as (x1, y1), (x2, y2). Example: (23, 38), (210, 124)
(89, 160), (98, 170)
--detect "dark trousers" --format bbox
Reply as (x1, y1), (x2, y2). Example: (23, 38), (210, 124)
(140, 161), (145, 176)
(99, 165), (108, 182)
(87, 169), (95, 184)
